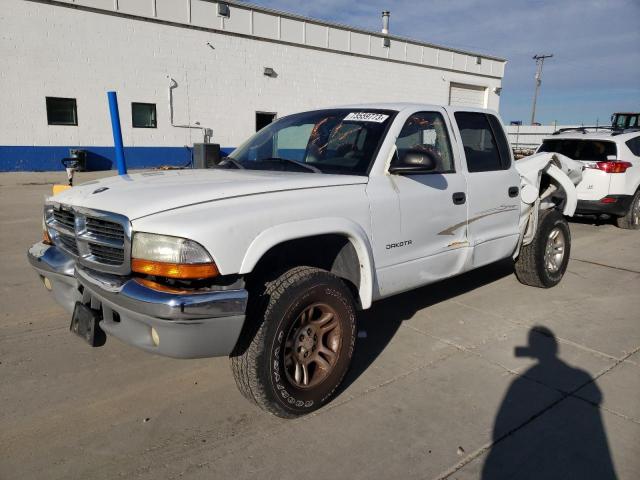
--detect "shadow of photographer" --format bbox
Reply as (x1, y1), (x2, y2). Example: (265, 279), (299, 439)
(482, 326), (617, 479)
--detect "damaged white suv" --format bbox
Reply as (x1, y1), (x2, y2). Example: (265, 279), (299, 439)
(28, 104), (582, 417)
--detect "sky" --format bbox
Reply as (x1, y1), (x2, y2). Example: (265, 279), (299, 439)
(245, 0), (640, 125)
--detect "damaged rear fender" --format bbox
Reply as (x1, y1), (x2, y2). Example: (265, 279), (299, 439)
(514, 152), (583, 251)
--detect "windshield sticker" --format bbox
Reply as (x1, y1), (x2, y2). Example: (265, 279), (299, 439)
(344, 112), (389, 123)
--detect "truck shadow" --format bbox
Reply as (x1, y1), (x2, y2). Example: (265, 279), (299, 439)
(340, 258), (514, 393)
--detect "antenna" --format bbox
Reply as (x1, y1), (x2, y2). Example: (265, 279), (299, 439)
(530, 54), (553, 125)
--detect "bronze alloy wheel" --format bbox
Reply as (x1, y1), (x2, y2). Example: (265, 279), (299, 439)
(230, 266), (357, 417)
(283, 302), (342, 389)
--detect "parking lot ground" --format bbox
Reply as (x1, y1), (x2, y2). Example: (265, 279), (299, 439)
(1, 171), (639, 479)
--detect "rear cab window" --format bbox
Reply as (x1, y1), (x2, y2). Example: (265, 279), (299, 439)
(539, 139), (617, 161)
(454, 112), (511, 172)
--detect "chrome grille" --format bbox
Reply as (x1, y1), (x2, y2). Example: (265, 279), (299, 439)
(88, 243), (125, 265)
(86, 217), (125, 242)
(58, 233), (80, 256)
(46, 205), (131, 275)
(53, 209), (75, 230)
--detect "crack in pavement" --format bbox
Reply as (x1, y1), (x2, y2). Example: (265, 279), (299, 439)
(571, 257), (640, 275)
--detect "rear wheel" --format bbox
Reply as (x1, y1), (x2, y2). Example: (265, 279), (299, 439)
(230, 266), (356, 418)
(615, 190), (640, 230)
(514, 209), (571, 288)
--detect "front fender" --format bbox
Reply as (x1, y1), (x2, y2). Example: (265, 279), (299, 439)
(239, 217), (376, 309)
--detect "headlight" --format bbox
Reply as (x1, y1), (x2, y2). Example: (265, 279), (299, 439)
(131, 233), (219, 279)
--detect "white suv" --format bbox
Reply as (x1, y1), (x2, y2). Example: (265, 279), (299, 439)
(538, 128), (640, 229)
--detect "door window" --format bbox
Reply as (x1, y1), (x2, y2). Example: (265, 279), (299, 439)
(395, 112), (454, 172)
(455, 112), (510, 172)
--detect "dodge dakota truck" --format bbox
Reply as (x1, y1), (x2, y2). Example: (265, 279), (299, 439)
(28, 104), (582, 417)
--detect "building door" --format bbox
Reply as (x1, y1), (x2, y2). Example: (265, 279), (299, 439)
(256, 112), (277, 131)
(449, 83), (487, 108)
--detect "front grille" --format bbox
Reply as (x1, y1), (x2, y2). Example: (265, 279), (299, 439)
(53, 209), (75, 230)
(48, 205), (130, 274)
(86, 217), (125, 242)
(88, 243), (125, 265)
(58, 233), (79, 256)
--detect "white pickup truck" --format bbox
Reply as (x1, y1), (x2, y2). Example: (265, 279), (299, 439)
(28, 104), (582, 417)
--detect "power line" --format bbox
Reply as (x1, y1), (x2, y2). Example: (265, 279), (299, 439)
(530, 54), (553, 125)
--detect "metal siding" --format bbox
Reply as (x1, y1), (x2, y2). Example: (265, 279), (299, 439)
(156, 0), (189, 22)
(328, 28), (349, 51)
(223, 5), (252, 35)
(305, 23), (327, 48)
(118, 0), (152, 16)
(252, 11), (278, 39)
(280, 17), (303, 43)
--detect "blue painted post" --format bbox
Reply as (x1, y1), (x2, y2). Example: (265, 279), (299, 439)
(107, 91), (127, 175)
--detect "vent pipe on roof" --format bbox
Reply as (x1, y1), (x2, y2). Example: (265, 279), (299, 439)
(381, 11), (390, 35)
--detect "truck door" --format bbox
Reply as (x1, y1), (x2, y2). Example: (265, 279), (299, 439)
(452, 111), (521, 267)
(372, 110), (469, 296)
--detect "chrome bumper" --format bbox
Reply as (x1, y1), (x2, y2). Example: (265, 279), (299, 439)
(27, 242), (248, 358)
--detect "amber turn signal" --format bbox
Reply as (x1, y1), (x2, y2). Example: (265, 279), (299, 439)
(131, 258), (219, 279)
(43, 228), (54, 245)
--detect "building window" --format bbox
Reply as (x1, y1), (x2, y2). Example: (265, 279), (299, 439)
(46, 97), (78, 126)
(256, 112), (276, 131)
(218, 2), (230, 17)
(132, 103), (157, 128)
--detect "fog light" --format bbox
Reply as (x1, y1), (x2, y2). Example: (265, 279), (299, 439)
(43, 276), (52, 291)
(151, 327), (160, 347)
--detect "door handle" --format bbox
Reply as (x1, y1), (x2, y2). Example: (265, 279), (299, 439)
(508, 186), (519, 198)
(452, 192), (466, 205)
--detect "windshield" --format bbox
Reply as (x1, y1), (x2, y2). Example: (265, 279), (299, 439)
(539, 139), (617, 161)
(227, 109), (395, 175)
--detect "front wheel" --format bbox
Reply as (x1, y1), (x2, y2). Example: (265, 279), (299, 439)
(514, 209), (571, 288)
(230, 266), (357, 418)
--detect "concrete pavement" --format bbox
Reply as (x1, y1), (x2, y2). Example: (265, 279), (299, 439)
(1, 171), (638, 479)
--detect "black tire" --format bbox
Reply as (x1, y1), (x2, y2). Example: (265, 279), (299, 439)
(615, 190), (640, 230)
(514, 209), (571, 288)
(230, 266), (357, 418)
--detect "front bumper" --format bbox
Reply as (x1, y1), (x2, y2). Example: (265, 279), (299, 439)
(576, 195), (633, 217)
(28, 242), (248, 358)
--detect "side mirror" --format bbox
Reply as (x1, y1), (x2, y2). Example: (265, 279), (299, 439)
(389, 149), (437, 174)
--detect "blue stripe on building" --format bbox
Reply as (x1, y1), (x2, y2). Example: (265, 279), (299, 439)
(0, 146), (235, 172)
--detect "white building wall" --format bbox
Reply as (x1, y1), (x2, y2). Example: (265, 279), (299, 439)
(1, 0), (505, 158)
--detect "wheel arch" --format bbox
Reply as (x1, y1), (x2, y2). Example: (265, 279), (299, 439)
(239, 218), (376, 309)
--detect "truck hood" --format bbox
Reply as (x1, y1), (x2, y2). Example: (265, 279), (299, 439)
(50, 169), (367, 220)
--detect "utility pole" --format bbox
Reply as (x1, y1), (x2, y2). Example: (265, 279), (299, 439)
(530, 54), (553, 125)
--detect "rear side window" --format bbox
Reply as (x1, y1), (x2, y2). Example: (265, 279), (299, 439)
(539, 139), (617, 161)
(626, 137), (640, 157)
(454, 112), (510, 172)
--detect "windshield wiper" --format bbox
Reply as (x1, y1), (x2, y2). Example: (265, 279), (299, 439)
(258, 157), (321, 173)
(218, 157), (246, 169)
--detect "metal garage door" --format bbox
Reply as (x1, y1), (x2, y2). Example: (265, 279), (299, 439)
(449, 83), (487, 108)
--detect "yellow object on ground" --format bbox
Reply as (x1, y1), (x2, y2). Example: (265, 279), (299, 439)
(52, 184), (71, 195)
